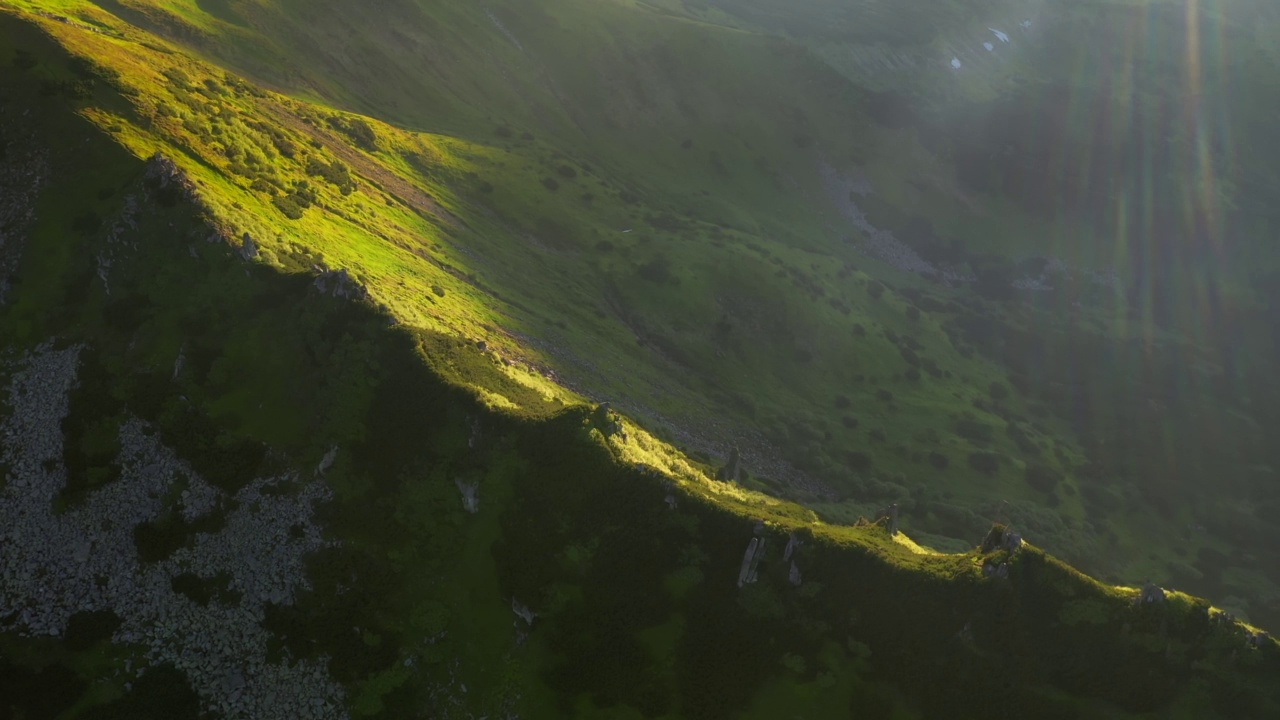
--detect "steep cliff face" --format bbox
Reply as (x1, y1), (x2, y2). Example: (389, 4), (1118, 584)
(1, 3), (1280, 718)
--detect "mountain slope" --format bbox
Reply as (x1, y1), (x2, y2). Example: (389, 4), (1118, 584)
(39, 0), (1280, 631)
(2, 1), (1280, 717)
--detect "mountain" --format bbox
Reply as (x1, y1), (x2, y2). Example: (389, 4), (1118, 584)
(1, 0), (1279, 718)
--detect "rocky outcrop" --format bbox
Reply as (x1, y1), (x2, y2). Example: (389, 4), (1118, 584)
(1138, 583), (1166, 606)
(818, 162), (974, 285)
(240, 232), (259, 261)
(315, 445), (338, 477)
(313, 267), (371, 302)
(511, 598), (536, 626)
(737, 535), (767, 587)
(783, 532), (803, 562)
(0, 344), (346, 720)
(455, 478), (479, 514)
(144, 152), (199, 203)
(716, 446), (745, 483)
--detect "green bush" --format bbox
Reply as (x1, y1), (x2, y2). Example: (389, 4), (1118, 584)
(968, 451), (1000, 476)
(637, 255), (673, 284)
(63, 610), (122, 651)
(272, 194), (304, 219)
(1025, 464), (1063, 493)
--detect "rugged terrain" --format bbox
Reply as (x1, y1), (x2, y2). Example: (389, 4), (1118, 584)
(2, 0), (1280, 718)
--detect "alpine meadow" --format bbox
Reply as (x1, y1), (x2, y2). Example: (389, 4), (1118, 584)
(1, 0), (1280, 718)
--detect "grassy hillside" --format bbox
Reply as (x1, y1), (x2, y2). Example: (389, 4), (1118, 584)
(0, 20), (1278, 718)
(2, 0), (1280, 716)
(5, 0), (1280, 620)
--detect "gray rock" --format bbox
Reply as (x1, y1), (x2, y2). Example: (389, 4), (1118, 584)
(1137, 582), (1166, 606)
(512, 598), (536, 626)
(315, 446), (338, 477)
(737, 538), (759, 587)
(455, 478), (480, 514)
(1001, 528), (1022, 552)
(240, 233), (258, 261)
(716, 447), (745, 483)
(783, 533), (802, 562)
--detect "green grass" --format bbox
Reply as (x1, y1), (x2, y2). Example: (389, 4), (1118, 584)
(2, 2), (1280, 717)
(1, 0), (1276, 626)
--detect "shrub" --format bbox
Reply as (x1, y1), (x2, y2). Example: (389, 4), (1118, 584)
(842, 416), (859, 429)
(64, 610), (122, 651)
(834, 395), (851, 409)
(332, 116), (377, 150)
(929, 452), (949, 469)
(478, 181), (495, 194)
(1025, 464), (1063, 493)
(989, 381), (1010, 401)
(905, 368), (921, 382)
(968, 451), (1000, 476)
(272, 195), (304, 220)
(876, 389), (894, 402)
(133, 518), (187, 563)
(542, 177), (560, 191)
(595, 241), (614, 253)
(305, 157), (355, 194)
(162, 66), (192, 88)
(846, 451), (873, 472)
(867, 281), (886, 300)
(495, 126), (513, 138)
(556, 165), (577, 179)
(906, 306), (921, 321)
(431, 285), (446, 297)
(271, 133), (297, 158)
(637, 255), (672, 284)
(954, 416), (994, 443)
(852, 323), (866, 337)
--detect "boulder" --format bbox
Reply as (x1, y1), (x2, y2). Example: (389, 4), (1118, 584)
(512, 598), (536, 626)
(313, 267), (370, 301)
(737, 538), (759, 587)
(454, 478), (479, 514)
(315, 446), (338, 477)
(716, 447), (745, 483)
(737, 536), (768, 587)
(783, 533), (802, 562)
(982, 561), (1009, 579)
(239, 233), (258, 261)
(1137, 582), (1166, 606)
